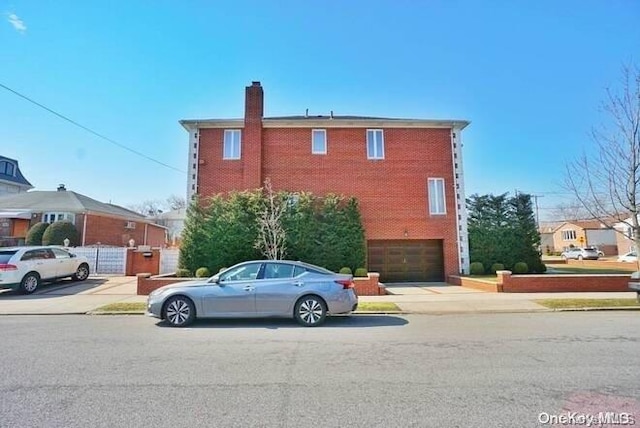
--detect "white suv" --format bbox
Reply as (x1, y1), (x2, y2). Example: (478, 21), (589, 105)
(0, 246), (90, 294)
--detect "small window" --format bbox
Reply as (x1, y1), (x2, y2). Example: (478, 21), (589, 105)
(43, 212), (75, 224)
(0, 161), (15, 176)
(223, 130), (242, 160)
(428, 178), (446, 215)
(293, 265), (307, 277)
(562, 230), (576, 241)
(52, 248), (71, 259)
(366, 129), (384, 159)
(312, 129), (327, 154)
(219, 262), (262, 282)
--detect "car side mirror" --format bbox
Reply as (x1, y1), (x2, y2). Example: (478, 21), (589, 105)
(70, 254), (76, 258)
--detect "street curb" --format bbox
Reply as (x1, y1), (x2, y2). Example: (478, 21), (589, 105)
(87, 311), (146, 315)
(549, 306), (640, 312)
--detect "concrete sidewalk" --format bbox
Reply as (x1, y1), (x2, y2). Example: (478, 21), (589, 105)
(0, 276), (638, 315)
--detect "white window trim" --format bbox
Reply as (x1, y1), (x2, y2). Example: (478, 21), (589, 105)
(428, 178), (447, 215)
(366, 129), (385, 160)
(223, 129), (242, 160)
(562, 229), (576, 241)
(43, 212), (75, 224)
(311, 129), (327, 154)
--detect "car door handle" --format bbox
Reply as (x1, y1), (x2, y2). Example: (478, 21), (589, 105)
(243, 286), (255, 292)
(293, 281), (304, 287)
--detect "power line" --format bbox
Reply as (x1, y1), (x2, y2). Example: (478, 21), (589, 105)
(0, 82), (186, 174)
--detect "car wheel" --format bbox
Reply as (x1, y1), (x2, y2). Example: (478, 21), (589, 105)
(294, 295), (327, 327)
(72, 263), (90, 281)
(20, 272), (40, 295)
(163, 296), (196, 327)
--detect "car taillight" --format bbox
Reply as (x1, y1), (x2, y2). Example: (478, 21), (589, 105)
(336, 279), (354, 289)
(0, 264), (17, 271)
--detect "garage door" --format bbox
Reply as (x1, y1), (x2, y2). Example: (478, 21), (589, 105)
(367, 240), (444, 282)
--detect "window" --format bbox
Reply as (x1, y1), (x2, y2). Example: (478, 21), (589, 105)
(312, 129), (327, 154)
(43, 212), (75, 224)
(562, 230), (576, 240)
(223, 130), (241, 159)
(51, 248), (71, 259)
(0, 161), (15, 176)
(428, 178), (446, 215)
(263, 263), (294, 279)
(366, 129), (384, 159)
(219, 262), (262, 282)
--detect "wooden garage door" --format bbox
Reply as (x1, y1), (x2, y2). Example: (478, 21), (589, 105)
(368, 240), (444, 282)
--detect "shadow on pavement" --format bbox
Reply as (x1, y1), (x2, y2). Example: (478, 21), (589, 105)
(155, 314), (409, 329)
(0, 278), (108, 300)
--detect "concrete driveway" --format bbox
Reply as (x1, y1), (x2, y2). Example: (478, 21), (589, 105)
(0, 276), (146, 315)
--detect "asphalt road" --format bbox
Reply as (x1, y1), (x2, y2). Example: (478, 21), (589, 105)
(1, 313), (639, 428)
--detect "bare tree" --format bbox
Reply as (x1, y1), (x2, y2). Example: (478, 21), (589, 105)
(255, 178), (287, 260)
(127, 199), (164, 217)
(549, 200), (593, 222)
(564, 64), (640, 261)
(166, 194), (187, 210)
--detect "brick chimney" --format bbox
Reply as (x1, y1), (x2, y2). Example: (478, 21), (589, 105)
(243, 81), (264, 189)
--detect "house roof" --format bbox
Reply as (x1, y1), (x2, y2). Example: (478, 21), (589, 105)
(0, 155), (33, 189)
(550, 220), (610, 232)
(154, 208), (186, 221)
(180, 115), (470, 130)
(0, 189), (149, 221)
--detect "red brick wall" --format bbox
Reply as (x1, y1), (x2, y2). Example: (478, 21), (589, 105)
(126, 249), (161, 276)
(353, 273), (386, 295)
(197, 125), (459, 277)
(497, 271), (631, 293)
(448, 275), (499, 292)
(82, 214), (166, 247)
(137, 274), (193, 295)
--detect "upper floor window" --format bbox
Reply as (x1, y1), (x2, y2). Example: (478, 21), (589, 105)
(366, 129), (385, 159)
(562, 230), (576, 241)
(43, 212), (75, 224)
(428, 178), (446, 215)
(0, 161), (15, 176)
(312, 129), (327, 154)
(223, 130), (241, 160)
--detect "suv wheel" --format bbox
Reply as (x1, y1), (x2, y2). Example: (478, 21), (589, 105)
(72, 264), (90, 281)
(20, 272), (40, 294)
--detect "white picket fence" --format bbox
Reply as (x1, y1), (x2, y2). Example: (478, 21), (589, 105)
(67, 247), (180, 275)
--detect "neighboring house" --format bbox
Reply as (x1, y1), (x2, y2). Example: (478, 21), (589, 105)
(180, 81), (470, 282)
(0, 184), (166, 247)
(547, 220), (618, 255)
(538, 221), (563, 254)
(614, 217), (638, 255)
(152, 208), (186, 247)
(0, 156), (33, 196)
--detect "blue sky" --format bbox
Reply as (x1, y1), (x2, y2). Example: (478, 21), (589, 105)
(1, 1), (638, 218)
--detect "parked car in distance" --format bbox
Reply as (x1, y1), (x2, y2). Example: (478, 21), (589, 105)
(147, 260), (359, 327)
(560, 247), (600, 261)
(617, 251), (638, 263)
(0, 246), (91, 294)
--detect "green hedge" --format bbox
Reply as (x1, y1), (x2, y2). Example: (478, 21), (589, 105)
(42, 221), (79, 246)
(25, 222), (50, 245)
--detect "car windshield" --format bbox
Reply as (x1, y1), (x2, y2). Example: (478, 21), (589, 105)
(0, 250), (17, 264)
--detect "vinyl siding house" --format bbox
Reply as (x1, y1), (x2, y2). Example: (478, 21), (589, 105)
(0, 156), (33, 196)
(543, 220), (618, 255)
(180, 82), (470, 282)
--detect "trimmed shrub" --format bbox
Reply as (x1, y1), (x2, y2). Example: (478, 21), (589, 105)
(354, 267), (368, 277)
(195, 267), (211, 278)
(513, 262), (529, 274)
(469, 262), (485, 275)
(42, 221), (79, 246)
(25, 222), (50, 245)
(490, 263), (505, 274)
(339, 267), (352, 274)
(176, 268), (191, 277)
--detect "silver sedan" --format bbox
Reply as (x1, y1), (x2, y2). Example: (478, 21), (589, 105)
(147, 260), (358, 327)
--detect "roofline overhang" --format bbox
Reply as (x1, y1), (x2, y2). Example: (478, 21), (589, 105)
(179, 118), (470, 131)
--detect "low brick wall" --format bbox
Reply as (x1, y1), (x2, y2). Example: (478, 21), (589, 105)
(496, 270), (632, 293)
(565, 259), (637, 271)
(354, 273), (386, 296)
(137, 273), (193, 295)
(448, 275), (499, 292)
(138, 272), (386, 296)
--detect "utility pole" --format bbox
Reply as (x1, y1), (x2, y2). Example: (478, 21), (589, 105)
(531, 194), (544, 227)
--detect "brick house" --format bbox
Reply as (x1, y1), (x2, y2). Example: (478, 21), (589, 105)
(180, 82), (470, 282)
(540, 220), (618, 255)
(0, 185), (166, 247)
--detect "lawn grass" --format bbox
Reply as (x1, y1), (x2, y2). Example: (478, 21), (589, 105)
(535, 298), (639, 309)
(94, 301), (401, 313)
(356, 302), (401, 312)
(95, 302), (146, 312)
